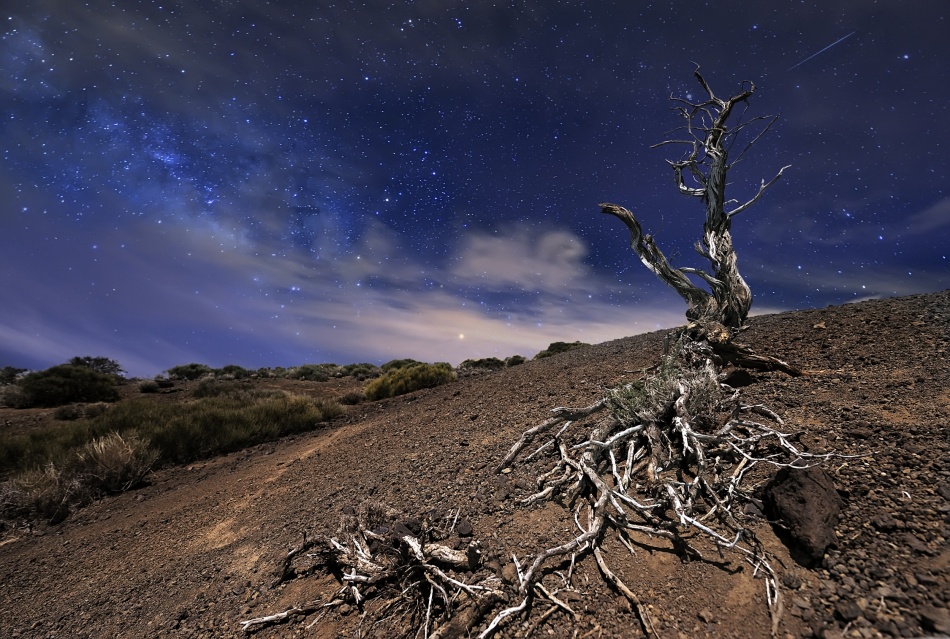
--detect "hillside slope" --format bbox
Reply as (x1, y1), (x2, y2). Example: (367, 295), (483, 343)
(1, 291), (948, 638)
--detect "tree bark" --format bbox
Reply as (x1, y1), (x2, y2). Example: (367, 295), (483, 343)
(602, 68), (790, 340)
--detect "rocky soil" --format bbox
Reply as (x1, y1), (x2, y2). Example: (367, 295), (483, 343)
(1, 290), (948, 639)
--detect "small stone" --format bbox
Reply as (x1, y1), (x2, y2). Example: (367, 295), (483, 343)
(455, 518), (473, 537)
(901, 533), (931, 555)
(835, 599), (862, 622)
(870, 513), (898, 532)
(500, 563), (518, 585)
(501, 468), (512, 474)
(698, 609), (715, 624)
(914, 571), (940, 586)
(338, 603), (352, 616)
(782, 572), (803, 590)
(920, 604), (950, 634)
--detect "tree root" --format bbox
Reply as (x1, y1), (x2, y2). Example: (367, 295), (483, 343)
(480, 332), (831, 638)
(242, 504), (502, 638)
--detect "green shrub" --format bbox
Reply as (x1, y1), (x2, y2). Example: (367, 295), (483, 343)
(0, 392), (343, 477)
(67, 356), (125, 379)
(216, 364), (251, 379)
(166, 363), (213, 381)
(0, 385), (25, 408)
(139, 380), (160, 393)
(83, 402), (110, 419)
(192, 379), (284, 401)
(14, 365), (120, 408)
(288, 364), (337, 381)
(1, 366), (27, 385)
(533, 341), (590, 359)
(459, 357), (505, 371)
(255, 366), (288, 378)
(364, 362), (455, 401)
(53, 405), (85, 421)
(340, 363), (381, 381)
(338, 390), (365, 405)
(192, 378), (239, 398)
(505, 355), (526, 367)
(380, 358), (422, 373)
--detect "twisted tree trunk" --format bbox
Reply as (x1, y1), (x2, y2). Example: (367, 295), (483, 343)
(601, 68), (789, 343)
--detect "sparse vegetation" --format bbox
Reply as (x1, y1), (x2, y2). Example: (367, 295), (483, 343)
(505, 355), (526, 367)
(532, 340), (589, 359)
(0, 387), (344, 522)
(364, 362), (455, 401)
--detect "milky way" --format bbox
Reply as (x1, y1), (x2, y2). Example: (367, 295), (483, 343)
(1, 1), (947, 376)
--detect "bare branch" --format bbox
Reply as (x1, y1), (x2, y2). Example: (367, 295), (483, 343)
(726, 165), (792, 218)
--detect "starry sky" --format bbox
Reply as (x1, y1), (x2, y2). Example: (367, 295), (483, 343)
(1, 1), (947, 378)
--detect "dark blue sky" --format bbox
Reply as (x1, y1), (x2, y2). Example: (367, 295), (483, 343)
(2, 1), (946, 377)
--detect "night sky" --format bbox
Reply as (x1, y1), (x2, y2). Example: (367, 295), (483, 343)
(2, 1), (947, 378)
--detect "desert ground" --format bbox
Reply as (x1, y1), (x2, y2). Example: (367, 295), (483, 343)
(1, 290), (948, 638)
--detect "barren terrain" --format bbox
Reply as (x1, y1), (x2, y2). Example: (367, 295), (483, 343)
(1, 291), (948, 638)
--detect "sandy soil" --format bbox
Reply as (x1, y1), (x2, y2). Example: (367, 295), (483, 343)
(1, 290), (948, 639)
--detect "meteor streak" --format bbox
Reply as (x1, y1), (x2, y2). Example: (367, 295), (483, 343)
(789, 31), (856, 70)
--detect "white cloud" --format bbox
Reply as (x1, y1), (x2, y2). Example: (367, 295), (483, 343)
(450, 226), (591, 293)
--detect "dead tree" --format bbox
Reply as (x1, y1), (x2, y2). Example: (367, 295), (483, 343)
(483, 71), (827, 638)
(246, 71), (831, 639)
(601, 67), (789, 344)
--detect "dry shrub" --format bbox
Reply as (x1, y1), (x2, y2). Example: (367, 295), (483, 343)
(364, 362), (455, 401)
(74, 431), (158, 494)
(0, 464), (79, 523)
(0, 432), (157, 523)
(338, 390), (365, 405)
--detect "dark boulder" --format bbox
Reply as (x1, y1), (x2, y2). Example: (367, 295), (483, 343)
(764, 465), (843, 565)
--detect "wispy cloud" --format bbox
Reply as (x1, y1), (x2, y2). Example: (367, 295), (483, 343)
(0, 215), (685, 376)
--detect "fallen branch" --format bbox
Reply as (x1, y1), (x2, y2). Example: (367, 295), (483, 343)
(240, 603), (320, 633)
(248, 504), (502, 639)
